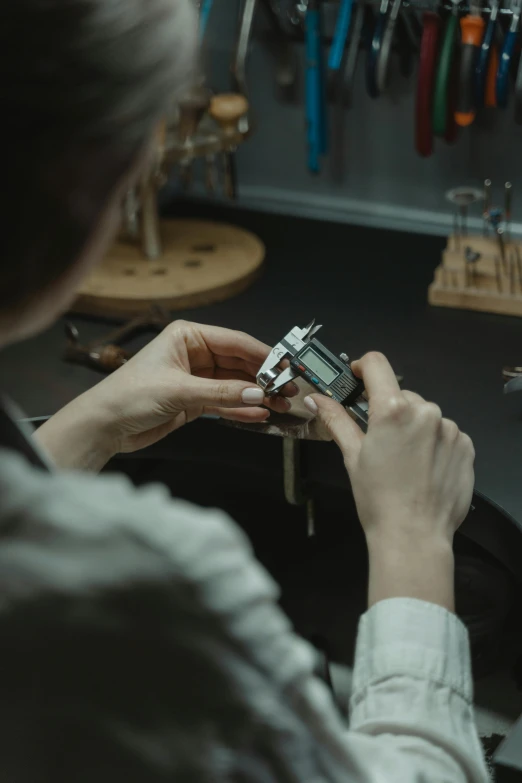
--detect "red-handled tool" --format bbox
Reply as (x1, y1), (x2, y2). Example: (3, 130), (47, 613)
(416, 11), (441, 157)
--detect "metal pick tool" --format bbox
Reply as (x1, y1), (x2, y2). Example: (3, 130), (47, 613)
(483, 179), (492, 236)
(446, 187), (484, 249)
(465, 246), (481, 287)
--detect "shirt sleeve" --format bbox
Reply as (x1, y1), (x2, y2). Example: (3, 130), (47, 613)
(125, 487), (489, 783)
(347, 598), (490, 783)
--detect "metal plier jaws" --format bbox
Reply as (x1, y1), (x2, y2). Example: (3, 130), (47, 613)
(257, 319), (323, 395)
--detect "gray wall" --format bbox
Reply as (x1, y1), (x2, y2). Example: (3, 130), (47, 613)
(201, 2), (522, 237)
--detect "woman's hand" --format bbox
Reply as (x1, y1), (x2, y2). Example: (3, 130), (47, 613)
(304, 352), (475, 610)
(35, 320), (297, 470)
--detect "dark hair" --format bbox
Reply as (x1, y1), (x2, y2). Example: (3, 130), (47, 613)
(0, 0), (196, 311)
(0, 503), (341, 782)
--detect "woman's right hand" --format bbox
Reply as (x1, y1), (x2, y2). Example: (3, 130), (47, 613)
(304, 352), (475, 610)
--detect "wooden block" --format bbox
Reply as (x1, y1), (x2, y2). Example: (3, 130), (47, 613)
(72, 219), (265, 319)
(429, 231), (522, 318)
(429, 273), (522, 317)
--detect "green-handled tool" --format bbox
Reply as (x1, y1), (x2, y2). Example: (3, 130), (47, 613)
(433, 0), (462, 136)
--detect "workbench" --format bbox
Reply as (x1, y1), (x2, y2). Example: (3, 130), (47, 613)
(2, 200), (522, 528)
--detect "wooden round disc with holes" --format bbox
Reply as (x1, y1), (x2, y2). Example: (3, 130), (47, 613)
(72, 219), (265, 318)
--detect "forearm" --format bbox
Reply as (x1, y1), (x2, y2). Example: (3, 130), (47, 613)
(366, 533), (455, 612)
(34, 392), (118, 472)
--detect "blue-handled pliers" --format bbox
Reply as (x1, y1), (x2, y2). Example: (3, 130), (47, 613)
(475, 0), (499, 108)
(496, 0), (522, 108)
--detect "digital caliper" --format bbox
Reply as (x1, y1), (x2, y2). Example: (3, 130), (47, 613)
(257, 320), (369, 426)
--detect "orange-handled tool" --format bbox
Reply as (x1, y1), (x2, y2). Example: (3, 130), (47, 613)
(455, 1), (485, 126)
(485, 44), (499, 107)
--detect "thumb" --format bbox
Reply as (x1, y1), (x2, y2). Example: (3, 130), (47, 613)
(180, 376), (266, 410)
(305, 394), (364, 473)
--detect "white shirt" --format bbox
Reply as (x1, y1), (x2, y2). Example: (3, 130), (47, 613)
(0, 448), (489, 782)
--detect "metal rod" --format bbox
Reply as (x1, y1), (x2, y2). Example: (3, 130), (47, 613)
(516, 247), (522, 292)
(505, 181), (513, 241)
(483, 178), (492, 237)
(495, 256), (503, 292)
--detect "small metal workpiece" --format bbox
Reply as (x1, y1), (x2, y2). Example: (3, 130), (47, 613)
(257, 321), (369, 427)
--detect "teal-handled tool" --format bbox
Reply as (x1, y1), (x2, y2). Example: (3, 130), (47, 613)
(329, 0), (355, 72)
(305, 0), (328, 171)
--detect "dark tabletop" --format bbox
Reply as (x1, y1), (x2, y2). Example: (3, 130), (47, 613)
(2, 200), (522, 522)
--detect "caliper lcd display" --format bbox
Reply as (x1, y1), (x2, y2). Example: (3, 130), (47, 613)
(299, 346), (340, 385)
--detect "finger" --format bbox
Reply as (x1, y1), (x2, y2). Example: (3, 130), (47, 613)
(210, 370), (292, 410)
(181, 376), (268, 410)
(191, 323), (272, 365)
(265, 395), (292, 413)
(440, 417), (459, 442)
(351, 352), (401, 402)
(401, 390), (425, 405)
(213, 367), (259, 384)
(304, 394), (363, 473)
(210, 407), (271, 423)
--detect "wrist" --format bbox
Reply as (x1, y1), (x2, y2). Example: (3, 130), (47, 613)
(35, 391), (120, 472)
(366, 532), (455, 612)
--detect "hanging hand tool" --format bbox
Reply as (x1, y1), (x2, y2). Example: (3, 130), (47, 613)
(232, 0), (258, 102)
(433, 0), (462, 136)
(199, 0), (214, 42)
(342, 0), (365, 106)
(376, 0), (403, 92)
(455, 0), (485, 126)
(259, 0), (299, 99)
(416, 11), (442, 157)
(485, 42), (500, 106)
(366, 0), (391, 98)
(328, 0), (355, 72)
(514, 32), (522, 120)
(475, 0), (499, 107)
(305, 0), (327, 172)
(496, 0), (522, 108)
(397, 8), (422, 78)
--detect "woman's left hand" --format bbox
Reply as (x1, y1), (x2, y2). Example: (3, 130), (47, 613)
(35, 320), (298, 469)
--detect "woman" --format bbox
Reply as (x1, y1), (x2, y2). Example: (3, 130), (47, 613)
(0, 1), (487, 780)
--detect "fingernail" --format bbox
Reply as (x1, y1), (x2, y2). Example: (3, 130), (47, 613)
(290, 382), (300, 394)
(304, 396), (318, 415)
(242, 387), (265, 404)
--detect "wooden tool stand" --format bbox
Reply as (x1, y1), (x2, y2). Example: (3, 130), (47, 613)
(71, 92), (265, 319)
(429, 234), (522, 318)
